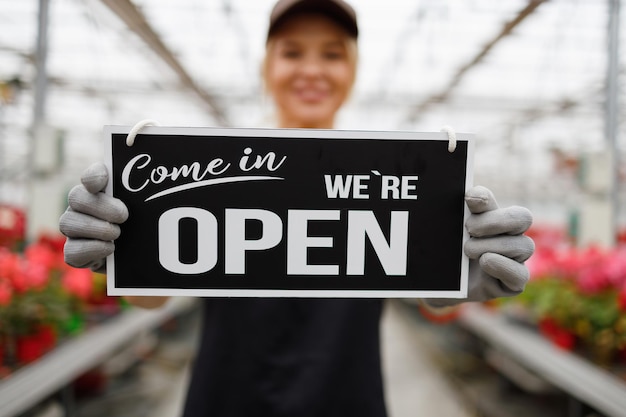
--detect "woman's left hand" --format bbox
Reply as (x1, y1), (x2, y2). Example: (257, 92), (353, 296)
(426, 185), (535, 307)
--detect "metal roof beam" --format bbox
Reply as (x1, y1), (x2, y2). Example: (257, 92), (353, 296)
(100, 0), (229, 126)
(405, 0), (548, 124)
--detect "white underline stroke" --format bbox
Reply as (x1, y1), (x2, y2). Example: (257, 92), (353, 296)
(144, 176), (284, 201)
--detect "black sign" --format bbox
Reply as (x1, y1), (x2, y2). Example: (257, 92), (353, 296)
(104, 127), (473, 298)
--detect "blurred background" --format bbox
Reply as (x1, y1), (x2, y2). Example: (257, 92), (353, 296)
(2, 0), (626, 416)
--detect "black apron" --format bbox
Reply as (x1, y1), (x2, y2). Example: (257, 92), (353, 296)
(182, 298), (387, 417)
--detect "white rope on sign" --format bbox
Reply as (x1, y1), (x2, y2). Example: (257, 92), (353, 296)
(126, 119), (161, 146)
(441, 125), (457, 153)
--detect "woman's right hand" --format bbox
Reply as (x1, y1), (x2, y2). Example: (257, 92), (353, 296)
(59, 162), (129, 273)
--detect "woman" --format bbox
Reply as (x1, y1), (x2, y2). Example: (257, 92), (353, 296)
(262, 0), (358, 130)
(60, 1), (534, 416)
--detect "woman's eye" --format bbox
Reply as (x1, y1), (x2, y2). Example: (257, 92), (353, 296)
(282, 49), (301, 59)
(324, 50), (345, 60)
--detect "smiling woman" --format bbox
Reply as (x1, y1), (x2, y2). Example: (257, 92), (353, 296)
(179, 3), (395, 416)
(263, 7), (358, 128)
(58, 0), (535, 416)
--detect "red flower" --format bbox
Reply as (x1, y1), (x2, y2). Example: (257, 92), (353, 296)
(527, 247), (557, 279)
(36, 234), (66, 254)
(538, 317), (576, 350)
(578, 266), (611, 293)
(25, 243), (57, 272)
(9, 265), (27, 292)
(0, 280), (12, 306)
(62, 268), (93, 300)
(22, 262), (50, 290)
(8, 259), (49, 293)
(618, 286), (626, 312)
(605, 248), (626, 288)
(551, 330), (577, 350)
(0, 249), (19, 282)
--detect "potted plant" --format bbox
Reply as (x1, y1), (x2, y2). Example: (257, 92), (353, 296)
(0, 236), (98, 367)
(501, 226), (626, 367)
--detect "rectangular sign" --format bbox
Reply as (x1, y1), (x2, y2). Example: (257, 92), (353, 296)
(104, 126), (473, 298)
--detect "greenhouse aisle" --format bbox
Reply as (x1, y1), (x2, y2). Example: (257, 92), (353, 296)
(380, 300), (471, 417)
(26, 299), (590, 417)
(143, 300), (472, 417)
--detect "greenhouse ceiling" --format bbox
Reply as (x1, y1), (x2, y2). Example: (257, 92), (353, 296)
(0, 0), (623, 213)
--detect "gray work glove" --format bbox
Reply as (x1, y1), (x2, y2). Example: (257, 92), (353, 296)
(426, 185), (535, 307)
(59, 162), (128, 273)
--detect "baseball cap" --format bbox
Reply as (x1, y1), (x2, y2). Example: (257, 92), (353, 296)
(267, 0), (358, 39)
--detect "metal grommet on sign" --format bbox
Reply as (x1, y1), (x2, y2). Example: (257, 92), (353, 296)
(441, 125), (457, 153)
(126, 119), (161, 146)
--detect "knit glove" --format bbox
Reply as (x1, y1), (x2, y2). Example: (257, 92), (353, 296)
(59, 162), (129, 273)
(426, 186), (534, 307)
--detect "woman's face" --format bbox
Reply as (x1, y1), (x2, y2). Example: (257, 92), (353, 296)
(265, 13), (356, 129)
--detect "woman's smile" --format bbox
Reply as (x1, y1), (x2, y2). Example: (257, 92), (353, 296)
(293, 84), (330, 103)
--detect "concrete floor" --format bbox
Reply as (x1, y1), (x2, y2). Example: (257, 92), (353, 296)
(381, 301), (471, 417)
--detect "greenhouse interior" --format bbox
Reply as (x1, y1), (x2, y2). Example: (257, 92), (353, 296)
(2, 0), (626, 416)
